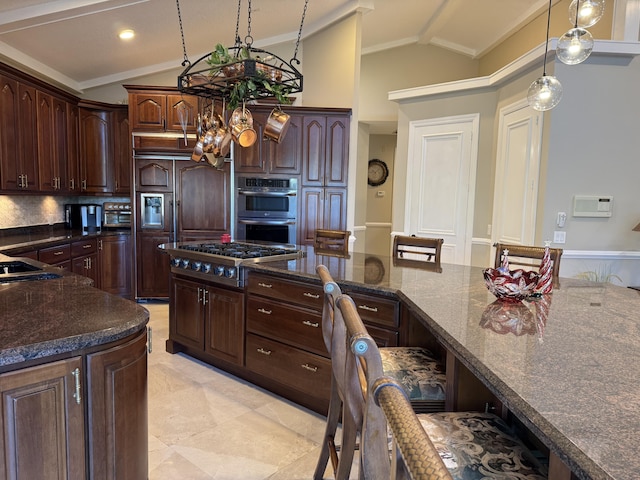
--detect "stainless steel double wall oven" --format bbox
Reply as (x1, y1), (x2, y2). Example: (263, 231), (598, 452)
(235, 176), (298, 244)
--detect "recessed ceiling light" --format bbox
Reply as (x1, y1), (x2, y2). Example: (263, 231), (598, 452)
(119, 29), (135, 40)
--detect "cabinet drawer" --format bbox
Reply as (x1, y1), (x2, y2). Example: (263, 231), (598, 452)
(246, 333), (331, 400)
(246, 273), (323, 310)
(348, 292), (399, 328)
(71, 239), (97, 257)
(246, 297), (327, 357)
(39, 243), (71, 264)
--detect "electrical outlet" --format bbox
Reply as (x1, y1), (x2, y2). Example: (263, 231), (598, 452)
(487, 224), (492, 236)
(553, 231), (566, 244)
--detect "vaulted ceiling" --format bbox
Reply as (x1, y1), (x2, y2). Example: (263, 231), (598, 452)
(0, 0), (552, 95)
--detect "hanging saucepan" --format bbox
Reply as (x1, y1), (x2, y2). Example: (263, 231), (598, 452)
(203, 152), (226, 170)
(229, 106), (257, 148)
(212, 126), (232, 158)
(263, 107), (291, 144)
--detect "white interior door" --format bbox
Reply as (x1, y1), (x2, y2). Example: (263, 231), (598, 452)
(405, 114), (479, 265)
(491, 100), (543, 249)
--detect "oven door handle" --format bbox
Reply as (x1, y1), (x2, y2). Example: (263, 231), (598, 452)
(238, 219), (296, 226)
(238, 190), (297, 197)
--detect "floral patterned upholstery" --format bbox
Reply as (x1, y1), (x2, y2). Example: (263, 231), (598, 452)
(380, 347), (446, 402)
(416, 411), (548, 479)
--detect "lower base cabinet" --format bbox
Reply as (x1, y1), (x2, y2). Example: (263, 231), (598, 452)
(98, 234), (132, 298)
(168, 275), (244, 366)
(0, 329), (148, 480)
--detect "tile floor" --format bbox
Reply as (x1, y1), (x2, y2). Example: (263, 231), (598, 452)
(145, 301), (357, 479)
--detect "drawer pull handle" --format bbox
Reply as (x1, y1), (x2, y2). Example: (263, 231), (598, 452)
(302, 320), (319, 328)
(82, 244), (92, 249)
(358, 304), (378, 313)
(258, 308), (272, 315)
(258, 282), (273, 289)
(301, 363), (318, 373)
(303, 292), (320, 299)
(71, 368), (81, 405)
(53, 251), (64, 256)
(257, 348), (272, 356)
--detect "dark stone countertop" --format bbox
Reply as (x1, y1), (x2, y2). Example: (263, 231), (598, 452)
(246, 249), (640, 480)
(0, 251), (148, 370)
(0, 224), (131, 254)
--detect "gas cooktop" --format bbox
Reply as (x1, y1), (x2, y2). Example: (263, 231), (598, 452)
(163, 241), (304, 288)
(177, 242), (298, 260)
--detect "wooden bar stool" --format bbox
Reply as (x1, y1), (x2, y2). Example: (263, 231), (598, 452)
(314, 229), (350, 255)
(334, 293), (548, 480)
(314, 265), (446, 479)
(493, 242), (563, 277)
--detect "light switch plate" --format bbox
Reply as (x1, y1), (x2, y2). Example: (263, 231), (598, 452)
(553, 231), (566, 244)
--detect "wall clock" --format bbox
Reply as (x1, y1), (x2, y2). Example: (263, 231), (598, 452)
(367, 159), (389, 186)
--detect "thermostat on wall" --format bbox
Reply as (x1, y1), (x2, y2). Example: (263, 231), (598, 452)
(573, 195), (613, 217)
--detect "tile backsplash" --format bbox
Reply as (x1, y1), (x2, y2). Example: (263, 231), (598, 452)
(0, 195), (129, 229)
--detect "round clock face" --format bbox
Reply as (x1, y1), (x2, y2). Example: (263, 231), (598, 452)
(368, 159), (389, 186)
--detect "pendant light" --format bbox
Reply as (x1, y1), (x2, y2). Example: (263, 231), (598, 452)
(528, 0), (563, 111)
(569, 0), (605, 28)
(558, 0), (594, 65)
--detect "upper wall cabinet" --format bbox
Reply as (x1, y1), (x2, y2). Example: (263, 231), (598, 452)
(79, 107), (113, 194)
(0, 75), (39, 191)
(302, 113), (350, 188)
(127, 86), (199, 133)
(234, 106), (303, 175)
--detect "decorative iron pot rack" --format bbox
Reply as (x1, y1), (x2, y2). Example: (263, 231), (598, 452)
(178, 46), (303, 104)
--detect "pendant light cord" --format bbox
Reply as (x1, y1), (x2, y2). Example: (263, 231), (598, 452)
(542, 0), (553, 76)
(574, 0), (580, 27)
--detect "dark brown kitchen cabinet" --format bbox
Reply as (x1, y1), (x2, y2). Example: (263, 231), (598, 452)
(113, 106), (131, 194)
(301, 113), (349, 188)
(99, 234), (132, 298)
(71, 238), (100, 287)
(299, 186), (348, 244)
(0, 357), (86, 480)
(136, 232), (171, 299)
(79, 107), (113, 193)
(39, 243), (72, 271)
(37, 93), (68, 192)
(298, 110), (350, 244)
(0, 329), (148, 480)
(245, 272), (331, 412)
(127, 87), (199, 133)
(234, 109), (303, 175)
(66, 102), (81, 192)
(86, 329), (148, 480)
(176, 160), (231, 241)
(0, 77), (39, 191)
(168, 276), (244, 365)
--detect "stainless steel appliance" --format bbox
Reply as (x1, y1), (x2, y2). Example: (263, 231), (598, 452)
(103, 202), (132, 228)
(236, 177), (297, 244)
(162, 241), (304, 288)
(64, 204), (102, 232)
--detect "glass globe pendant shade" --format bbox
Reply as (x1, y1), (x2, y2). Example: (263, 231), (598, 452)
(557, 27), (594, 64)
(569, 0), (605, 28)
(528, 75), (563, 111)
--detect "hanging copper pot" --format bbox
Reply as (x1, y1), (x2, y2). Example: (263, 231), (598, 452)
(264, 107), (291, 143)
(229, 105), (257, 148)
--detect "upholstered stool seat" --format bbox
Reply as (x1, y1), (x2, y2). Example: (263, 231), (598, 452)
(380, 346), (446, 413)
(415, 411), (546, 479)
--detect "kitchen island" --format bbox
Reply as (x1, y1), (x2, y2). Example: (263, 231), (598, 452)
(0, 252), (149, 479)
(244, 249), (640, 480)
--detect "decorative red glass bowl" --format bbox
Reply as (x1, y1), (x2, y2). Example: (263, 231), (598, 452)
(483, 268), (539, 302)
